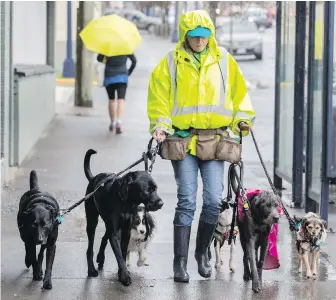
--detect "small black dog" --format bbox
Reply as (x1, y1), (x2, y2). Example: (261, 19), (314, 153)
(126, 206), (155, 267)
(17, 170), (60, 290)
(237, 190), (280, 293)
(83, 149), (163, 286)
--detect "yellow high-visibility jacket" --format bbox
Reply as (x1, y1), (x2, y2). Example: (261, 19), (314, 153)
(147, 10), (256, 154)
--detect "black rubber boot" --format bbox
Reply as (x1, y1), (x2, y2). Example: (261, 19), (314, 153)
(194, 220), (216, 278)
(173, 226), (191, 283)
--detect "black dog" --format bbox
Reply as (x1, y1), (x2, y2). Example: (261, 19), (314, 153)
(237, 190), (280, 293)
(17, 170), (60, 290)
(83, 149), (163, 286)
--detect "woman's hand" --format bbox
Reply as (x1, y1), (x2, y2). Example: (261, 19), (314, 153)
(238, 122), (250, 131)
(152, 129), (167, 143)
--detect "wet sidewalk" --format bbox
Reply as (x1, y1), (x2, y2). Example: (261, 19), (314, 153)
(2, 34), (336, 300)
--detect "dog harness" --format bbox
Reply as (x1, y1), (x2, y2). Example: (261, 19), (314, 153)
(214, 225), (239, 245)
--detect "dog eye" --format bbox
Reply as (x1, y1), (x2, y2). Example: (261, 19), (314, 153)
(135, 220), (141, 225)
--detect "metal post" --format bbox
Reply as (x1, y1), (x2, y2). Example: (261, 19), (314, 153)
(62, 1), (75, 78)
(292, 2), (306, 207)
(172, 1), (179, 43)
(46, 2), (55, 67)
(305, 2), (317, 213)
(229, 5), (233, 52)
(75, 1), (93, 107)
(273, 1), (283, 192)
(320, 1), (335, 224)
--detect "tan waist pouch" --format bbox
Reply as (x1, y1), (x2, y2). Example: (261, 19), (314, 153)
(194, 129), (242, 163)
(160, 136), (191, 161)
(215, 135), (242, 164)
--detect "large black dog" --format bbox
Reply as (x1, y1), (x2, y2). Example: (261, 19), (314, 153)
(83, 149), (164, 286)
(17, 170), (60, 290)
(229, 167), (280, 293)
(237, 190), (280, 293)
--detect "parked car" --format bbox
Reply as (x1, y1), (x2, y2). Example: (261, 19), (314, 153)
(216, 19), (263, 60)
(243, 12), (273, 30)
(104, 8), (162, 34)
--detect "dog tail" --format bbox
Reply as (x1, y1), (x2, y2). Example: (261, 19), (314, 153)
(29, 170), (39, 190)
(84, 149), (97, 181)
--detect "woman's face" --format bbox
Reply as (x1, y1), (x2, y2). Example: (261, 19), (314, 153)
(187, 36), (209, 53)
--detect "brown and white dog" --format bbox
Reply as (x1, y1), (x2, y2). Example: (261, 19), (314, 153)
(295, 212), (327, 278)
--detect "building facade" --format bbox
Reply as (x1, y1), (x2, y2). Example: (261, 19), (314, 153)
(0, 2), (56, 186)
(274, 1), (336, 223)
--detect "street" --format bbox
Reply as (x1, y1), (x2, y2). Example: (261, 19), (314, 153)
(2, 29), (336, 300)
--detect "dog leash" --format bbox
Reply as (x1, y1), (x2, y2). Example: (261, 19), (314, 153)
(250, 129), (297, 232)
(56, 139), (160, 224)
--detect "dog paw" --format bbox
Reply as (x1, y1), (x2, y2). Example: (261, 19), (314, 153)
(243, 273), (251, 281)
(42, 280), (52, 290)
(221, 259), (224, 265)
(137, 260), (149, 267)
(215, 263), (221, 269)
(33, 271), (43, 281)
(252, 281), (261, 293)
(88, 268), (99, 277)
(25, 257), (32, 269)
(118, 269), (132, 286)
(306, 272), (312, 279)
(96, 253), (105, 269)
(230, 266), (235, 273)
(126, 261), (131, 267)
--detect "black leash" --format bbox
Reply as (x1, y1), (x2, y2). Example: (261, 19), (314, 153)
(56, 138), (160, 225)
(250, 129), (297, 232)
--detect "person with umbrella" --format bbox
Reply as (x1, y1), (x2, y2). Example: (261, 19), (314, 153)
(147, 10), (255, 282)
(97, 53), (137, 133)
(79, 14), (142, 133)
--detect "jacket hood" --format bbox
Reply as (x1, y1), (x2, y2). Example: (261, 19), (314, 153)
(177, 10), (221, 58)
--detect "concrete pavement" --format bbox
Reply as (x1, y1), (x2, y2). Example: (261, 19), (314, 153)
(2, 32), (336, 300)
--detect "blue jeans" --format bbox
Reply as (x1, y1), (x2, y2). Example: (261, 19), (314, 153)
(171, 153), (224, 226)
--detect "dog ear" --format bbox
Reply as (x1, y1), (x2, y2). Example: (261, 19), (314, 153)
(293, 215), (302, 224)
(321, 219), (327, 230)
(127, 174), (133, 185)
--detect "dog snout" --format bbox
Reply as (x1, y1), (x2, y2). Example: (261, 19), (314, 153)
(147, 198), (164, 211)
(273, 214), (280, 223)
(156, 199), (164, 209)
(36, 236), (44, 244)
(140, 229), (145, 234)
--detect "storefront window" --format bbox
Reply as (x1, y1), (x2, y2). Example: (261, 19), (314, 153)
(276, 2), (296, 180)
(332, 6), (336, 177)
(307, 1), (325, 200)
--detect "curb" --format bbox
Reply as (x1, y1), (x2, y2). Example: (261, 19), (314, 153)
(56, 78), (99, 87)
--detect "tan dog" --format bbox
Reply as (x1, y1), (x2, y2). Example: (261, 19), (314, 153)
(295, 212), (327, 278)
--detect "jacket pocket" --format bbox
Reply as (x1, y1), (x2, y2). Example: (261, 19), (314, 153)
(160, 136), (190, 161)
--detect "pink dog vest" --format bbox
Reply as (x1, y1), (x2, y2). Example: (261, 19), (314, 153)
(237, 188), (282, 270)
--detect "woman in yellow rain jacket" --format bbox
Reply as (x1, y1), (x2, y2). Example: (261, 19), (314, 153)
(147, 10), (256, 283)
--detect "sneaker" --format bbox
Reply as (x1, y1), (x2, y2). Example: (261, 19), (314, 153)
(116, 124), (123, 134)
(109, 124), (114, 132)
